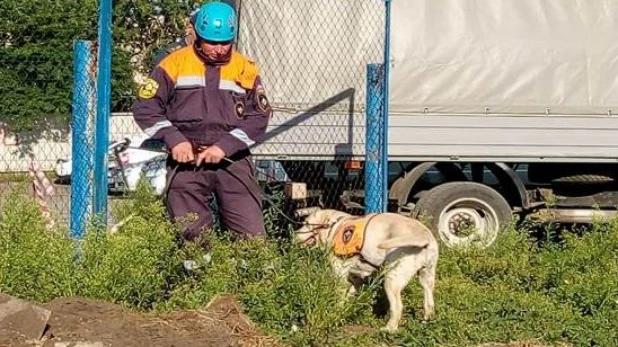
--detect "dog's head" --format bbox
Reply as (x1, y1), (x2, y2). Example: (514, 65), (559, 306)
(293, 208), (351, 248)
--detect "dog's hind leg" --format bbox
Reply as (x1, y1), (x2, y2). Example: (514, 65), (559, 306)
(382, 256), (426, 332)
(382, 261), (418, 332)
(382, 271), (406, 332)
(418, 262), (436, 320)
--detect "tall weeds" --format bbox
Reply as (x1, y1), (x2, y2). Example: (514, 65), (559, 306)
(0, 185), (616, 346)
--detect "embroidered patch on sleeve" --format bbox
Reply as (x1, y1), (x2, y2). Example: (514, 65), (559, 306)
(256, 89), (271, 113)
(235, 100), (246, 119)
(138, 78), (159, 99)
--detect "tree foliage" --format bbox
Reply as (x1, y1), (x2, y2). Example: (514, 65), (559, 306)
(0, 0), (205, 132)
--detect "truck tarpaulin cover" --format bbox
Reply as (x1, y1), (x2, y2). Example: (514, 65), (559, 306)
(236, 0), (384, 109)
(389, 0), (618, 116)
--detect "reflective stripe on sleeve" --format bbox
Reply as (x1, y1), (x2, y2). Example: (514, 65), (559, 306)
(230, 128), (255, 146)
(144, 120), (173, 137)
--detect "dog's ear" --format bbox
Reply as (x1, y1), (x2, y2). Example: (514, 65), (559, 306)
(301, 209), (325, 226)
(302, 209), (319, 225)
(313, 209), (336, 226)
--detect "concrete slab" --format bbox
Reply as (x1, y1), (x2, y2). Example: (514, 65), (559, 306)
(0, 293), (51, 341)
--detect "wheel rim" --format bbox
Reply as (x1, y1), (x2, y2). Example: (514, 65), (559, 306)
(437, 197), (500, 248)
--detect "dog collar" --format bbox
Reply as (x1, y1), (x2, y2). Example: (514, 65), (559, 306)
(298, 215), (349, 246)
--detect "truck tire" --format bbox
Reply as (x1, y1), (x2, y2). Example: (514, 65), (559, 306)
(528, 163), (615, 185)
(552, 174), (614, 184)
(411, 182), (512, 249)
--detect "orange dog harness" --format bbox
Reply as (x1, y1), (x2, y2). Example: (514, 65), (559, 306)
(332, 214), (378, 257)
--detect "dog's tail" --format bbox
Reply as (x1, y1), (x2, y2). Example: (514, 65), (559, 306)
(377, 233), (431, 250)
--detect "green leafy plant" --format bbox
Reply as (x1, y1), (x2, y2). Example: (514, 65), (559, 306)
(0, 0), (204, 132)
(0, 190), (77, 302)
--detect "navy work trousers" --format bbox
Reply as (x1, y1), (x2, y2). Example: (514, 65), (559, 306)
(165, 156), (265, 242)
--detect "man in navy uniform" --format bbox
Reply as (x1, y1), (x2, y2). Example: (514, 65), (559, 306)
(133, 1), (272, 243)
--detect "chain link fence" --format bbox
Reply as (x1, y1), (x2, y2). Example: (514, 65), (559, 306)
(236, 0), (386, 214)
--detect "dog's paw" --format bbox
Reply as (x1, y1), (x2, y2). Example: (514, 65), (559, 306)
(345, 285), (358, 298)
(423, 309), (435, 321)
(423, 312), (435, 321)
(380, 323), (399, 333)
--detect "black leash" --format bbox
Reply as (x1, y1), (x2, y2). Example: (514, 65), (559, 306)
(162, 156), (318, 227)
(222, 158), (305, 226)
(109, 140), (329, 233)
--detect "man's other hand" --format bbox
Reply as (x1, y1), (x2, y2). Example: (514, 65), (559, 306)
(196, 145), (226, 165)
(171, 141), (195, 163)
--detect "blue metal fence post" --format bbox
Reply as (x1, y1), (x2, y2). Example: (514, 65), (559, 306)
(70, 40), (96, 238)
(94, 0), (113, 222)
(381, 0), (392, 212)
(365, 63), (385, 213)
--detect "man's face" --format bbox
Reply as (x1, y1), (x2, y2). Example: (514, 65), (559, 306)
(200, 40), (232, 60)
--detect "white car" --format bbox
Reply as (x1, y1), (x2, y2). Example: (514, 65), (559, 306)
(55, 136), (167, 195)
(54, 139), (132, 182)
(107, 138), (168, 195)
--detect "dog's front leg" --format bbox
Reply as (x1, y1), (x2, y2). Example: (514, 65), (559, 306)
(345, 274), (365, 298)
(330, 257), (356, 302)
(343, 277), (356, 298)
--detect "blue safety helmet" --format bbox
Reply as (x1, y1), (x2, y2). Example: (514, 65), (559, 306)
(194, 2), (237, 42)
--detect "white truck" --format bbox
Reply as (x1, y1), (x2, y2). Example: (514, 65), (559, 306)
(383, 0), (618, 248)
(106, 0), (618, 249)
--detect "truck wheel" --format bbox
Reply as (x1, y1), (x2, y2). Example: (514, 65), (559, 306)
(412, 182), (512, 249)
(552, 174), (614, 184)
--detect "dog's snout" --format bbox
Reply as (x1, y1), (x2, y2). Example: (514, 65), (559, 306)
(295, 207), (321, 218)
(294, 226), (309, 235)
(305, 237), (317, 247)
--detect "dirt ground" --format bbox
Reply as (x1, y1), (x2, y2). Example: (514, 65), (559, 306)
(0, 294), (573, 347)
(0, 294), (283, 347)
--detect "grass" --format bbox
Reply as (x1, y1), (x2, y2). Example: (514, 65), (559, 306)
(0, 184), (617, 346)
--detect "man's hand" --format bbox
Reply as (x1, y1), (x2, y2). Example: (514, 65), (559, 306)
(196, 145), (226, 165)
(171, 141), (195, 163)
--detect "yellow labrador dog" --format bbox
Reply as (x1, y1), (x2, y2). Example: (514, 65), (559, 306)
(294, 208), (439, 332)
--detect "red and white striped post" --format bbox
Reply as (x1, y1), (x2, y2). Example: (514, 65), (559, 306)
(28, 156), (56, 230)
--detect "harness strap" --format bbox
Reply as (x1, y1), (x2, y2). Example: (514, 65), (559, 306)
(359, 213), (383, 269)
(359, 256), (381, 270)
